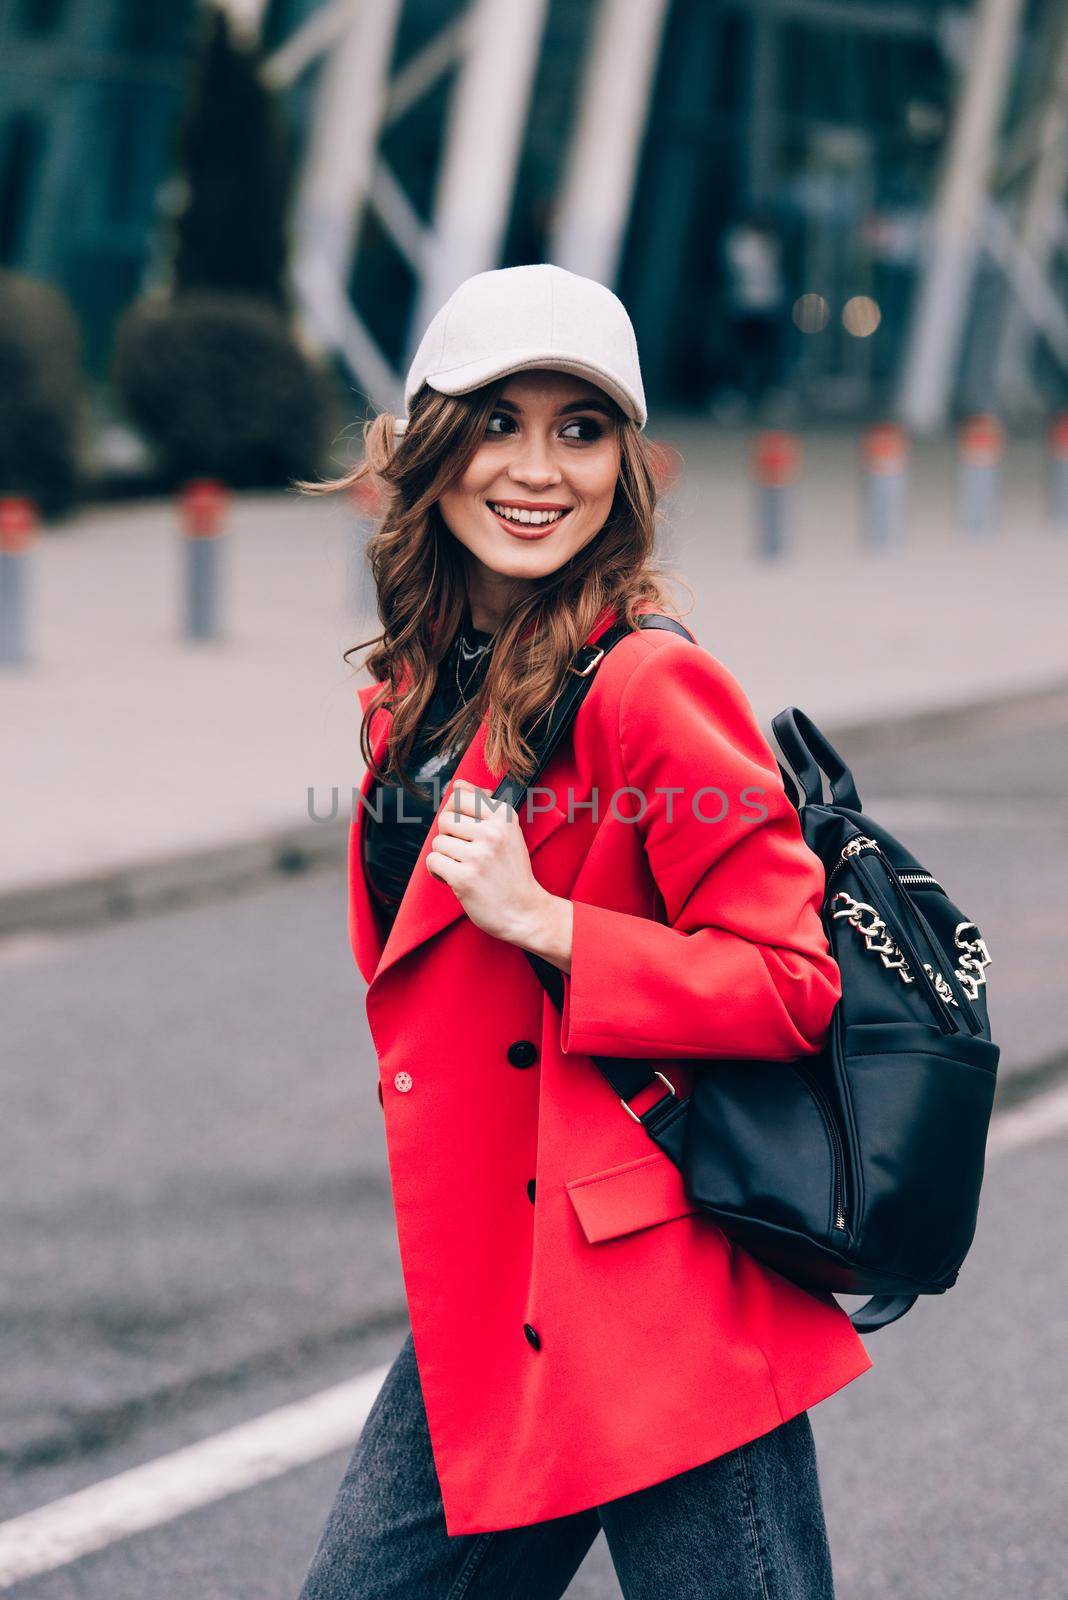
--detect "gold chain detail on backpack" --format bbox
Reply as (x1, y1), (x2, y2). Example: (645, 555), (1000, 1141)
(953, 922), (992, 1002)
(830, 892), (995, 1011)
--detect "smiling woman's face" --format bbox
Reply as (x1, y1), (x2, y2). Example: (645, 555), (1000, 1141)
(436, 370), (623, 622)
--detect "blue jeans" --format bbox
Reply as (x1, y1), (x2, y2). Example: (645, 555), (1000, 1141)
(298, 1332), (836, 1599)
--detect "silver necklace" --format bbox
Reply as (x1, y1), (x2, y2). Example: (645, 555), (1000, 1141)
(453, 625), (493, 707)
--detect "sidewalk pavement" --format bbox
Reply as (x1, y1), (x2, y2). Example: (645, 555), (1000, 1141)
(4, 417), (1066, 933)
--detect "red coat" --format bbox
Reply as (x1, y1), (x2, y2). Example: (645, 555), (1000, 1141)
(348, 606), (871, 1536)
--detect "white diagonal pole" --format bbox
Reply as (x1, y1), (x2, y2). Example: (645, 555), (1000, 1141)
(413, 0), (549, 344)
(294, 0), (403, 297)
(993, 2), (1068, 407)
(898, 0), (1026, 433)
(550, 0), (670, 287)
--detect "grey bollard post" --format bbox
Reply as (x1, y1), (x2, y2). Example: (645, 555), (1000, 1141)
(861, 424), (909, 551)
(752, 431), (801, 560)
(179, 479), (229, 640)
(0, 496), (37, 666)
(1047, 414), (1068, 530)
(958, 415), (1003, 540)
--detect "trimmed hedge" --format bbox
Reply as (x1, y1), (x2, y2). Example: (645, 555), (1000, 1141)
(112, 290), (336, 488)
(0, 270), (83, 517)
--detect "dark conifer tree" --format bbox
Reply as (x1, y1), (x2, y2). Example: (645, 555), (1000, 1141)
(172, 6), (290, 308)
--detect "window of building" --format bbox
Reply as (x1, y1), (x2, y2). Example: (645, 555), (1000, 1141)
(114, 0), (197, 57)
(0, 112), (43, 265)
(15, 0), (70, 37)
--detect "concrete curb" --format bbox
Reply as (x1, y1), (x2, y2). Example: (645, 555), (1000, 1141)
(4, 673), (1067, 938)
(822, 674), (1068, 756)
(0, 820), (349, 937)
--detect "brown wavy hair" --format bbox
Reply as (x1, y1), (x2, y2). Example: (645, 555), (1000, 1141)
(301, 377), (691, 799)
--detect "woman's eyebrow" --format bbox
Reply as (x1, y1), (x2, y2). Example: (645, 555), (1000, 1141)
(495, 397), (615, 418)
(559, 398), (615, 418)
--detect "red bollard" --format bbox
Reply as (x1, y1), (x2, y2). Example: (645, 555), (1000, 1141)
(179, 478), (230, 639)
(751, 431), (801, 559)
(860, 423), (910, 551)
(1046, 413), (1068, 530)
(180, 477), (230, 538)
(958, 415), (1003, 539)
(0, 495), (38, 666)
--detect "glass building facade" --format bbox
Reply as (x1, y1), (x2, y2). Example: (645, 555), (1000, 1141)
(0, 0), (1059, 413)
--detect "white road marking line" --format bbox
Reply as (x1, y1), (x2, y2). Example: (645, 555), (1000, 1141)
(1, 1079), (1066, 1588)
(987, 1079), (1068, 1156)
(0, 1364), (389, 1589)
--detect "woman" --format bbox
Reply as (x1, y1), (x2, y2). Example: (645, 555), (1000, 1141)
(298, 264), (871, 1599)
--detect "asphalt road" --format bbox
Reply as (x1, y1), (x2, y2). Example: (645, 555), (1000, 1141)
(2, 702), (1066, 1596)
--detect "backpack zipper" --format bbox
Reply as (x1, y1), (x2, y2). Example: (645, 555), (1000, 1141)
(897, 870), (945, 893)
(825, 834), (879, 889)
(824, 838), (940, 902)
(828, 839), (961, 1030)
(793, 1063), (848, 1233)
(827, 836), (943, 894)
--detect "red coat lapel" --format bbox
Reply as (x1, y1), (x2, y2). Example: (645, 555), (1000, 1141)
(348, 602), (619, 993)
(353, 706), (569, 995)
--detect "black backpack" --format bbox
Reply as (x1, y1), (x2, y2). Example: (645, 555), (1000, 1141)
(497, 614), (999, 1335)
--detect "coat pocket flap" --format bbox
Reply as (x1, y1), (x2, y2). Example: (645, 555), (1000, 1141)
(566, 1150), (699, 1244)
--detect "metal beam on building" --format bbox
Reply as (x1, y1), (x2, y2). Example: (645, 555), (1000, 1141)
(288, 0), (403, 406)
(412, 0), (549, 345)
(549, 0), (669, 288)
(263, 0), (355, 88)
(983, 199), (1068, 376)
(293, 0), (401, 294)
(897, 0), (1026, 434)
(993, 2), (1068, 411)
(214, 0), (270, 44)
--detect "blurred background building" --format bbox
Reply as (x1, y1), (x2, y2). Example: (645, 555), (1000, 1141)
(3, 0), (1068, 462)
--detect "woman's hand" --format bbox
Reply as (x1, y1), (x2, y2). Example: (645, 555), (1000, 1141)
(426, 778), (573, 968)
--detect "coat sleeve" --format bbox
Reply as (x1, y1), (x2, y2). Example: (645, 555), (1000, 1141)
(557, 639), (841, 1061)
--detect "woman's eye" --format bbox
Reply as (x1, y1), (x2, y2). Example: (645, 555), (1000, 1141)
(561, 417), (604, 442)
(485, 413), (603, 441)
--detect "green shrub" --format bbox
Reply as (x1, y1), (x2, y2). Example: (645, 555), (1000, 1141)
(112, 290), (336, 488)
(0, 270), (83, 517)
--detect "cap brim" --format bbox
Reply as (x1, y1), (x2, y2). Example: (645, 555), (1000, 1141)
(424, 351), (646, 429)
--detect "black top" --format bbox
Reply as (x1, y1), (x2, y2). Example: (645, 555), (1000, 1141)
(362, 606), (495, 931)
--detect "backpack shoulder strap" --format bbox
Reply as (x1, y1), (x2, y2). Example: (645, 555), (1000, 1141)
(492, 612), (695, 810)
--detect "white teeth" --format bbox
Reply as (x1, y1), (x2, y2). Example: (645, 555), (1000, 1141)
(489, 503), (567, 526)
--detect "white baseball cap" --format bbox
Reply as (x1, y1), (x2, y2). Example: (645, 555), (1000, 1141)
(394, 263), (647, 438)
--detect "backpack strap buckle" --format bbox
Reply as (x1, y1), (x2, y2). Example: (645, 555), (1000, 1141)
(568, 644), (605, 677)
(620, 1070), (677, 1122)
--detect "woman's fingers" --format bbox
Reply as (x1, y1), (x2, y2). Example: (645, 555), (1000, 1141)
(430, 831), (468, 860)
(425, 851), (452, 884)
(439, 780), (513, 837)
(436, 808), (479, 839)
